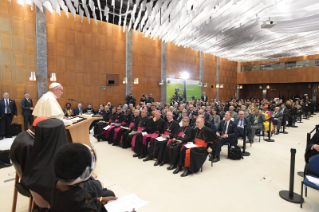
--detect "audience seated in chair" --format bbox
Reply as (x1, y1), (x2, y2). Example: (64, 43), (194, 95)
(212, 111), (238, 163)
(234, 111), (251, 140)
(272, 107), (283, 135)
(248, 108), (265, 143)
(51, 143), (117, 212)
(9, 117), (50, 209)
(305, 131), (319, 163)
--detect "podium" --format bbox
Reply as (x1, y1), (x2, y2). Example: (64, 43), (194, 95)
(65, 115), (102, 146)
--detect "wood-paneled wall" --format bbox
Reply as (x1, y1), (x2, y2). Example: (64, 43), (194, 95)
(167, 43), (200, 80)
(219, 58), (237, 101)
(46, 11), (126, 109)
(239, 83), (312, 101)
(203, 53), (217, 101)
(0, 1), (37, 128)
(132, 32), (161, 103)
(237, 67), (319, 84)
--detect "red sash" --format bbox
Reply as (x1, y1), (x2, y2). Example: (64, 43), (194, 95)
(184, 138), (207, 168)
(142, 133), (159, 145)
(131, 127), (143, 151)
(120, 123), (136, 145)
(167, 131), (183, 146)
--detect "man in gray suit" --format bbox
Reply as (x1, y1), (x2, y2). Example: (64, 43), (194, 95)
(229, 106), (238, 120)
(249, 108), (265, 143)
(272, 107), (283, 135)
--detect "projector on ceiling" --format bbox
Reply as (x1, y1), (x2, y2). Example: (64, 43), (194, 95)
(261, 21), (277, 28)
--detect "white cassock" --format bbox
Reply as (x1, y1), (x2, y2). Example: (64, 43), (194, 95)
(32, 91), (72, 126)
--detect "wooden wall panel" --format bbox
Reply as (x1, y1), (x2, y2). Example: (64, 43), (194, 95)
(237, 67), (319, 84)
(0, 1), (37, 129)
(167, 43), (200, 80)
(203, 53), (217, 101)
(219, 58), (237, 101)
(46, 11), (126, 109)
(132, 32), (161, 103)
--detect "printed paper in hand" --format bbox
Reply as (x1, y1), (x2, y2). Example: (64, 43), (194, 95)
(129, 131), (137, 135)
(142, 132), (147, 136)
(103, 125), (111, 130)
(156, 136), (167, 141)
(121, 126), (129, 130)
(185, 143), (197, 148)
(104, 193), (149, 212)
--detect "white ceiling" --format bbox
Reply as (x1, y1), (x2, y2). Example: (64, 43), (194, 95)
(15, 0), (319, 62)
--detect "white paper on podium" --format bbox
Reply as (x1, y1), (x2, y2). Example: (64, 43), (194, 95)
(82, 113), (93, 117)
(156, 136), (167, 141)
(71, 117), (83, 121)
(121, 126), (129, 130)
(104, 193), (149, 212)
(306, 175), (319, 186)
(142, 132), (147, 136)
(103, 125), (111, 130)
(185, 143), (197, 148)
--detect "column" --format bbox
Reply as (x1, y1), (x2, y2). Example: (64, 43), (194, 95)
(36, 8), (48, 99)
(199, 52), (204, 94)
(312, 83), (318, 106)
(161, 41), (167, 105)
(126, 30), (133, 95)
(216, 57), (220, 100)
(262, 85), (267, 99)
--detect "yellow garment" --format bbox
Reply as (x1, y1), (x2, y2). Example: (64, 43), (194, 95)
(33, 91), (72, 126)
(263, 112), (273, 132)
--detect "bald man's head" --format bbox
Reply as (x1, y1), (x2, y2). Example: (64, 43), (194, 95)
(196, 118), (204, 129)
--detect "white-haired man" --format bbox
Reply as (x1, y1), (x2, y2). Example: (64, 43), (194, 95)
(32, 83), (74, 126)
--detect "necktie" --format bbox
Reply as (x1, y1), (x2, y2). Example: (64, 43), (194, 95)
(222, 121), (227, 135)
(6, 99), (9, 113)
(240, 119), (243, 127)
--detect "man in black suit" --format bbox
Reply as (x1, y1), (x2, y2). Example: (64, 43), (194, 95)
(234, 111), (250, 140)
(147, 93), (155, 103)
(21, 92), (34, 131)
(0, 92), (17, 139)
(201, 91), (208, 102)
(212, 111), (238, 162)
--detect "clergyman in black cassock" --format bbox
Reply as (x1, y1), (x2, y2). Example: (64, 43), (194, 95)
(118, 110), (139, 149)
(112, 109), (133, 146)
(108, 107), (125, 144)
(177, 118), (218, 177)
(138, 111), (165, 159)
(165, 117), (193, 171)
(143, 112), (179, 166)
(133, 109), (151, 158)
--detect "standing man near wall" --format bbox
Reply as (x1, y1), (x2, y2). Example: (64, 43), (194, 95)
(21, 92), (34, 131)
(0, 92), (17, 139)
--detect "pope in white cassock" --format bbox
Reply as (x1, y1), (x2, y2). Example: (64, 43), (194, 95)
(32, 82), (74, 126)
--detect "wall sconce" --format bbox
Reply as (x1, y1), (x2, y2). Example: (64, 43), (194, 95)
(29, 72), (36, 81)
(308, 84), (311, 89)
(220, 84), (224, 89)
(259, 85), (262, 89)
(204, 83), (207, 87)
(167, 80), (171, 85)
(50, 73), (57, 81)
(216, 84), (220, 88)
(239, 85), (243, 89)
(159, 80), (164, 85)
(123, 77), (127, 84)
(198, 82), (203, 87)
(134, 78), (139, 84)
(266, 85), (270, 89)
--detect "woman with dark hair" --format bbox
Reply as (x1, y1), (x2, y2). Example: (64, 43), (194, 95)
(51, 143), (116, 212)
(64, 103), (74, 117)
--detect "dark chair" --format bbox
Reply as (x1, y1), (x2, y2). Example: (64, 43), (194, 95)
(300, 155), (319, 208)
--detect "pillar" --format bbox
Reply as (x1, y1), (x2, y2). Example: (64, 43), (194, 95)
(161, 41), (167, 105)
(126, 30), (133, 95)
